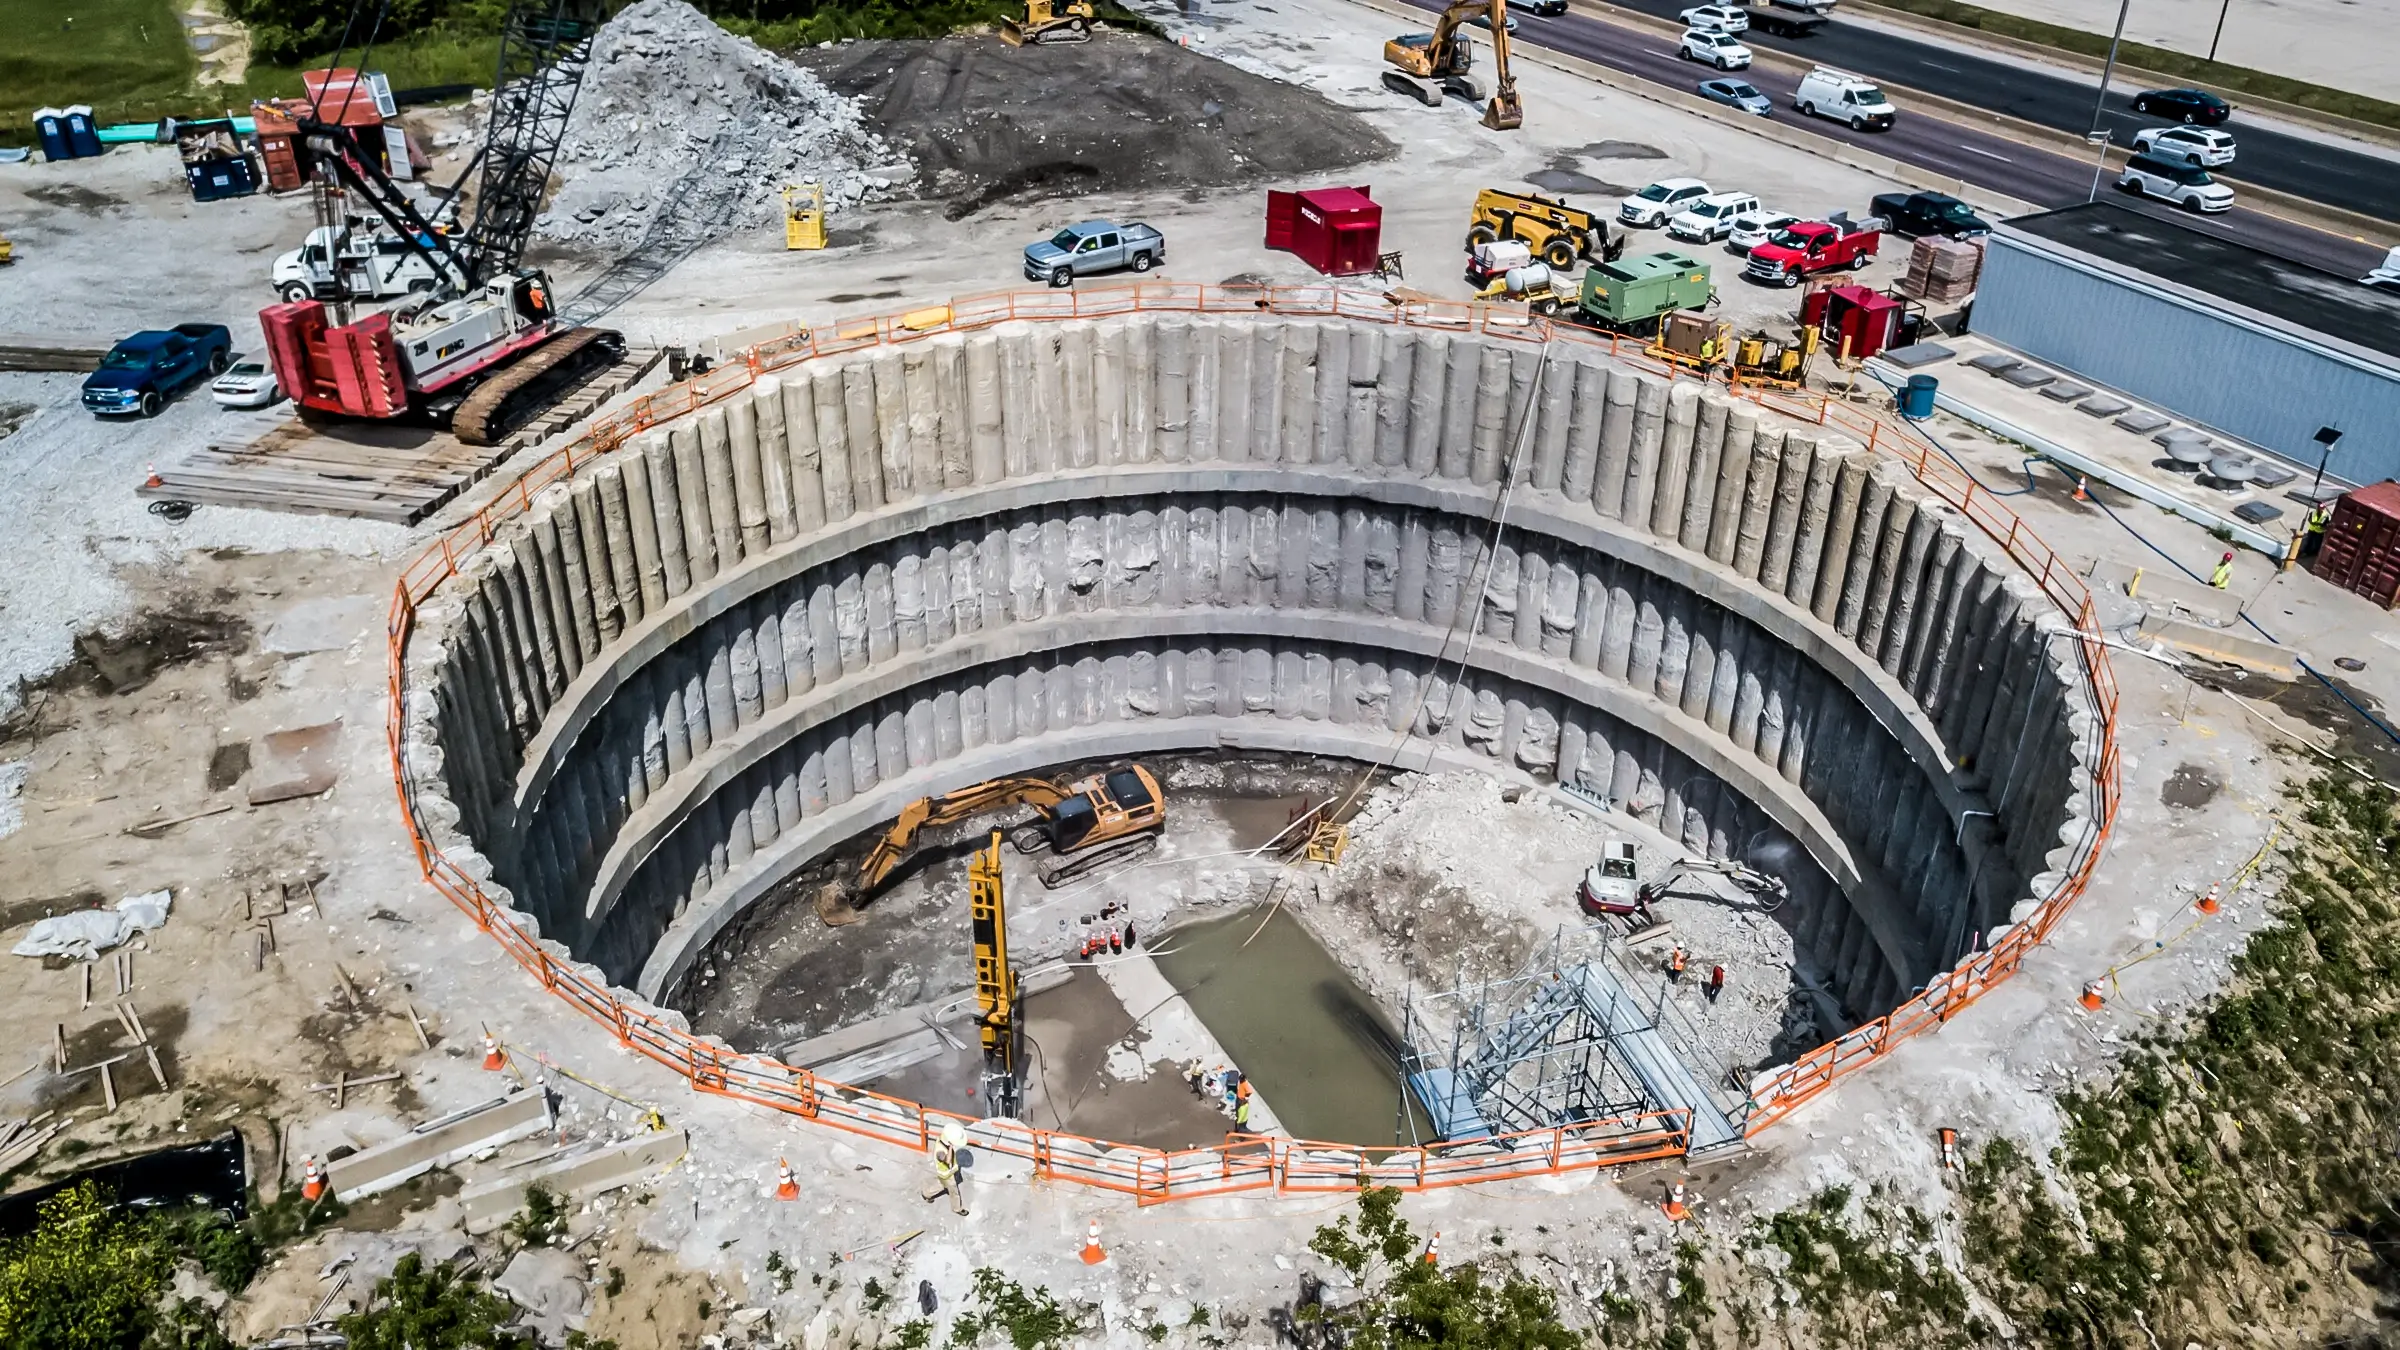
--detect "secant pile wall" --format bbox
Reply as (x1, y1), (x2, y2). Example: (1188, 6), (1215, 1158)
(401, 308), (2093, 1053)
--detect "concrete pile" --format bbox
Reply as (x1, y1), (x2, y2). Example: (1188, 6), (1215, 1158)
(539, 0), (909, 248)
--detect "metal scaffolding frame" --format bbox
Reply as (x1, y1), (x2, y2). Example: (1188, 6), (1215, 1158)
(1398, 929), (1744, 1151)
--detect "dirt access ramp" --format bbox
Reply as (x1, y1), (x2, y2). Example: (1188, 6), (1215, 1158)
(793, 30), (1396, 219)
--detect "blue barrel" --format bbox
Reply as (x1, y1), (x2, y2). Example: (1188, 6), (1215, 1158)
(1899, 373), (1938, 420)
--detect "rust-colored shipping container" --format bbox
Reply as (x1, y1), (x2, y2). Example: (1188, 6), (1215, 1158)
(2314, 480), (2400, 608)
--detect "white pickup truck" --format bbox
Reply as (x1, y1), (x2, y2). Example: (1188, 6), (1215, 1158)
(272, 224), (442, 304)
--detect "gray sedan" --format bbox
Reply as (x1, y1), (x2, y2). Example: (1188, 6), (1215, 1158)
(1697, 77), (1772, 115)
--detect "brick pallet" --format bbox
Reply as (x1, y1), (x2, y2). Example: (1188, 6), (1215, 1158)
(1898, 236), (1983, 303)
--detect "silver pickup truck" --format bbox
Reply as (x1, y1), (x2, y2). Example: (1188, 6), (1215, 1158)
(1022, 220), (1166, 287)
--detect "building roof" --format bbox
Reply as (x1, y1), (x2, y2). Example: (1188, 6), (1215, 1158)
(1999, 201), (2400, 366)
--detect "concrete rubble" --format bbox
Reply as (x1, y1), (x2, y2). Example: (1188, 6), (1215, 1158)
(539, 0), (909, 249)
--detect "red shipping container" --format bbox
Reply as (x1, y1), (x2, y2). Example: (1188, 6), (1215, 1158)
(1266, 186), (1382, 277)
(2314, 480), (2400, 609)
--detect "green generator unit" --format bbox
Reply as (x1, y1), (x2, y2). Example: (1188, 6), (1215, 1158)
(1577, 251), (1713, 331)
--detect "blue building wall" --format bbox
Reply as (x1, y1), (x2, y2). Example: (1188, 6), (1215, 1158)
(1973, 238), (2400, 486)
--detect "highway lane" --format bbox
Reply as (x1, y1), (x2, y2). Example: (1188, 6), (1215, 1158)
(1410, 2), (2384, 275)
(1588, 0), (2400, 224)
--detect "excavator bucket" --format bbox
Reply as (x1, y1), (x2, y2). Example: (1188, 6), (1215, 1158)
(1482, 87), (1524, 130)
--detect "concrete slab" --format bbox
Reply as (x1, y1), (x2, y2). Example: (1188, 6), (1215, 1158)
(325, 1089), (553, 1203)
(1880, 342), (1954, 369)
(2139, 614), (2301, 680)
(260, 596), (380, 655)
(493, 1245), (587, 1340)
(779, 961), (1072, 1067)
(459, 1129), (688, 1234)
(814, 1029), (948, 1086)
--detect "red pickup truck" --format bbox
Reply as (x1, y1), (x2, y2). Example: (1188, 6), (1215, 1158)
(1743, 215), (1879, 287)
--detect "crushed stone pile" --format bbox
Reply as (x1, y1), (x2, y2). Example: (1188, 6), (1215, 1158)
(538, 0), (911, 248)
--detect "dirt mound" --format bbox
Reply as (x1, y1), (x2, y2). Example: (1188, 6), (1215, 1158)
(793, 31), (1396, 219)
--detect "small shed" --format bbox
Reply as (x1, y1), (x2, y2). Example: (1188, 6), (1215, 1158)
(1266, 186), (1382, 278)
(2315, 480), (2400, 609)
(1803, 284), (1908, 359)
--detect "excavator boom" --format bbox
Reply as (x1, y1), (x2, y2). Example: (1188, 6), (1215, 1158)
(857, 777), (1071, 892)
(1481, 0), (1523, 129)
(1382, 0), (1521, 126)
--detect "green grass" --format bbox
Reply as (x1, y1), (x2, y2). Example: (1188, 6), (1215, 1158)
(0, 24), (499, 150)
(0, 0), (198, 136)
(717, 0), (1158, 47)
(1858, 0), (2400, 131)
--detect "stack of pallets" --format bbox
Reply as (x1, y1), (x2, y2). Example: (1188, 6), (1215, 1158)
(1899, 236), (1983, 302)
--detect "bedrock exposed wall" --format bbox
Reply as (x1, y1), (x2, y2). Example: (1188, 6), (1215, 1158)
(401, 311), (2093, 1046)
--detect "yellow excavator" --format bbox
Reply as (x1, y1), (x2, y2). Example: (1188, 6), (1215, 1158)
(1002, 0), (1094, 45)
(839, 764), (1166, 906)
(1383, 0), (1523, 130)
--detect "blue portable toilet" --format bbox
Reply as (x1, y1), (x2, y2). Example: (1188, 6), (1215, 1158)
(1900, 374), (1939, 421)
(63, 106), (104, 157)
(32, 108), (71, 161)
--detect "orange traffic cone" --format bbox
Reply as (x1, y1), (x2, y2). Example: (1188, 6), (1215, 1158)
(2195, 884), (2221, 915)
(481, 1033), (506, 1071)
(143, 464), (163, 489)
(300, 1156), (325, 1202)
(1662, 1181), (1690, 1222)
(774, 1159), (799, 1201)
(2073, 475), (2090, 501)
(1080, 1220), (1108, 1265)
(2079, 980), (2106, 1012)
(1938, 1127), (1959, 1171)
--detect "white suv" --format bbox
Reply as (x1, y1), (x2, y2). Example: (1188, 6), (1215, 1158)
(1680, 27), (1754, 69)
(1667, 191), (1763, 243)
(2133, 125), (2235, 167)
(1726, 209), (1799, 252)
(2117, 153), (2234, 212)
(1794, 66), (1896, 129)
(1619, 178), (1712, 227)
(1678, 4), (1748, 30)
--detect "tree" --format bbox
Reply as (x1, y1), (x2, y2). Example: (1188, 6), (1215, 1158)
(336, 1255), (536, 1350)
(0, 1182), (173, 1350)
(1302, 1187), (1583, 1350)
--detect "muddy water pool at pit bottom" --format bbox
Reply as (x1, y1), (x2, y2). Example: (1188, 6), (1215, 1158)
(1152, 905), (1435, 1147)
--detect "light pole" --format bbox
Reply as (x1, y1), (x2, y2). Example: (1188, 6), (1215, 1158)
(2086, 0), (2135, 202)
(2308, 424), (2343, 500)
(2208, 0), (2232, 62)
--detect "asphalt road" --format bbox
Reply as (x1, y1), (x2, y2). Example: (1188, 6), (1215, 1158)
(1592, 0), (2400, 225)
(1422, 1), (2387, 276)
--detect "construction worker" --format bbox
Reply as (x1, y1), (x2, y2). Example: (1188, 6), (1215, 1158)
(2211, 551), (2235, 589)
(2303, 504), (2331, 559)
(1666, 946), (1688, 982)
(930, 1122), (967, 1216)
(1705, 964), (1727, 1004)
(1233, 1084), (1255, 1133)
(1183, 1058), (1208, 1097)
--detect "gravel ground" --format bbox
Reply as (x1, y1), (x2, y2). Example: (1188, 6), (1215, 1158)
(0, 371), (413, 716)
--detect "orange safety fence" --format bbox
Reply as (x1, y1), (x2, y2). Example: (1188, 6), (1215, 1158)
(383, 283), (2118, 1193)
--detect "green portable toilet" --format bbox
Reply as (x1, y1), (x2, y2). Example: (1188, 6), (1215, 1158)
(1578, 251), (1713, 326)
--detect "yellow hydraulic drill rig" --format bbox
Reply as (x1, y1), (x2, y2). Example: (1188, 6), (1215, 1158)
(1382, 0), (1524, 130)
(969, 830), (1023, 1119)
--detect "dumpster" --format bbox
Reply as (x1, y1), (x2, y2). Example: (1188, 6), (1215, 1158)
(1266, 186), (1382, 277)
(1899, 373), (1938, 420)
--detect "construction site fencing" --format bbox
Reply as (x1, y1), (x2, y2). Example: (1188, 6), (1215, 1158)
(385, 283), (2120, 1196)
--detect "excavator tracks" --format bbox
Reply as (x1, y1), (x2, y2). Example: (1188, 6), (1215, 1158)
(1037, 832), (1159, 889)
(450, 325), (626, 446)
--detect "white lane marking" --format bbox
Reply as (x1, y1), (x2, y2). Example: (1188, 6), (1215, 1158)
(1921, 61), (1961, 73)
(1958, 144), (2014, 162)
(1647, 48), (1680, 57)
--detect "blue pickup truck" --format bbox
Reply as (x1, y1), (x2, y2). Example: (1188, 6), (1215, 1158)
(82, 324), (233, 418)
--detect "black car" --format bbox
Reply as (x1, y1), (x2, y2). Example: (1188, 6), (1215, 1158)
(2131, 87), (2231, 125)
(1869, 190), (1989, 239)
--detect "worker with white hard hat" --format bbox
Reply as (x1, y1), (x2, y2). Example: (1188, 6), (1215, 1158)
(929, 1121), (968, 1216)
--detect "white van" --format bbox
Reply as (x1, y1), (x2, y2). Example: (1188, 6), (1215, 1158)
(2116, 153), (2234, 212)
(1793, 67), (1896, 130)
